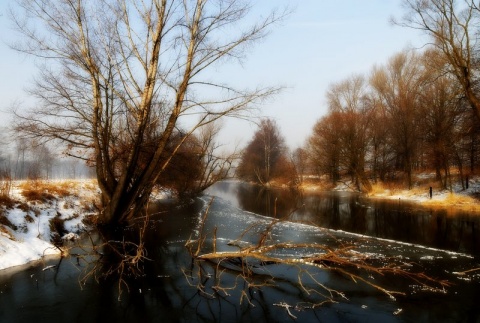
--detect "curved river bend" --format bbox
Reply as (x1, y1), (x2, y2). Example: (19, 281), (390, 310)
(0, 181), (478, 322)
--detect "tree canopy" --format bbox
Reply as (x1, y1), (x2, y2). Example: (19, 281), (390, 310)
(10, 0), (284, 224)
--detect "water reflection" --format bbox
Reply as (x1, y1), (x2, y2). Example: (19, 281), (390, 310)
(0, 182), (479, 322)
(206, 181), (480, 256)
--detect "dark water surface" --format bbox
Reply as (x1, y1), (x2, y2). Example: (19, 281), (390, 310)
(207, 181), (480, 256)
(0, 181), (479, 322)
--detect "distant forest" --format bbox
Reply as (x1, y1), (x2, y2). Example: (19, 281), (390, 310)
(237, 49), (480, 192)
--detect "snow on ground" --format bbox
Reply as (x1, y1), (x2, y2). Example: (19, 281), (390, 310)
(367, 176), (480, 210)
(2, 175), (479, 272)
(0, 179), (99, 271)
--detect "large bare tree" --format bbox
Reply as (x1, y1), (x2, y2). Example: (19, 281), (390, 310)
(397, 0), (480, 121)
(10, 0), (283, 225)
(370, 51), (424, 188)
(326, 74), (372, 191)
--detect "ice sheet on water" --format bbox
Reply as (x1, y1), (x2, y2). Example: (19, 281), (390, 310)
(197, 195), (475, 263)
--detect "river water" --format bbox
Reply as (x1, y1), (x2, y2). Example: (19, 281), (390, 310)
(0, 181), (479, 322)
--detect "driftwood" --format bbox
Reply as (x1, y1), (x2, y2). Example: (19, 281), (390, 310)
(185, 198), (450, 307)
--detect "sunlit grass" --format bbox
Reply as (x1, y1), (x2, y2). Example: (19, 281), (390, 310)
(18, 179), (97, 202)
(423, 192), (480, 212)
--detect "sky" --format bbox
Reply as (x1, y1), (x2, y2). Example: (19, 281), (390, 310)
(0, 0), (427, 151)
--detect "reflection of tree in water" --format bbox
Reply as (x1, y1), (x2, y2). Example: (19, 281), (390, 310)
(237, 185), (480, 255)
(7, 188), (478, 322)
(235, 185), (302, 218)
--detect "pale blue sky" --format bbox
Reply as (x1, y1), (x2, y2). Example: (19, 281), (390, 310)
(0, 1), (425, 150)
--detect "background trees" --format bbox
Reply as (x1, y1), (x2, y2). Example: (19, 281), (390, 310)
(307, 46), (480, 190)
(326, 75), (372, 191)
(236, 118), (294, 185)
(370, 51), (424, 188)
(397, 0), (480, 121)
(307, 113), (341, 183)
(11, 0), (283, 225)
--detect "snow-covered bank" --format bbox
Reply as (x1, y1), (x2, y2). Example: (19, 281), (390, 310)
(0, 179), (99, 271)
(302, 175), (480, 213)
(367, 177), (480, 212)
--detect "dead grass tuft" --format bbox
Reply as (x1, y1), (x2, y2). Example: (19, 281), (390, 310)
(0, 195), (15, 209)
(0, 225), (14, 240)
(24, 214), (35, 223)
(0, 178), (12, 197)
(423, 193), (480, 212)
(19, 180), (76, 202)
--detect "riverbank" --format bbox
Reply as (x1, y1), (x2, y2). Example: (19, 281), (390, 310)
(300, 175), (480, 213)
(0, 179), (99, 271)
(2, 176), (479, 272)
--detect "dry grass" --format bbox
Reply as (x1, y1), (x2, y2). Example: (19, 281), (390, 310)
(0, 195), (15, 209)
(0, 177), (14, 208)
(0, 178), (12, 197)
(423, 193), (480, 212)
(19, 180), (77, 202)
(299, 177), (336, 192)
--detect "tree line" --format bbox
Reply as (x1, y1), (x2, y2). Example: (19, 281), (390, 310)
(238, 50), (480, 191)
(237, 0), (480, 192)
(308, 49), (479, 191)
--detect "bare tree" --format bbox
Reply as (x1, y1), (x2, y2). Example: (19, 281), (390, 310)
(290, 147), (307, 185)
(367, 91), (394, 182)
(370, 51), (424, 188)
(396, 0), (480, 121)
(10, 0), (284, 225)
(236, 118), (290, 185)
(418, 49), (465, 188)
(307, 113), (341, 184)
(195, 122), (237, 192)
(326, 74), (372, 191)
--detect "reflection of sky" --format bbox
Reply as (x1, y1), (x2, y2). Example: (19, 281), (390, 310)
(0, 0), (426, 149)
(199, 193), (476, 265)
(205, 181), (480, 257)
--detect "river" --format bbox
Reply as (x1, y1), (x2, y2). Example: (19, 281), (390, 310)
(0, 181), (479, 322)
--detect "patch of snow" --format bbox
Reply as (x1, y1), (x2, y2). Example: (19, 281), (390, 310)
(0, 233), (59, 270)
(0, 179), (99, 271)
(61, 232), (80, 241)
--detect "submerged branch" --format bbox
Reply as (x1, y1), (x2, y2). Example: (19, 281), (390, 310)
(186, 204), (451, 307)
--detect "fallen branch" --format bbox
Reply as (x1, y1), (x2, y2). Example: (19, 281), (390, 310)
(186, 202), (451, 308)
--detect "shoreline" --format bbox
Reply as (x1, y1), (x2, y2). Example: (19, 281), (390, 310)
(299, 179), (480, 214)
(2, 177), (480, 273)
